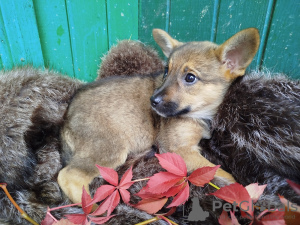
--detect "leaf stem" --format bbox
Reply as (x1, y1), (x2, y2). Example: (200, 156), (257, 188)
(0, 183), (39, 225)
(134, 216), (161, 225)
(132, 177), (150, 183)
(209, 182), (220, 190)
(49, 203), (81, 211)
(160, 216), (179, 225)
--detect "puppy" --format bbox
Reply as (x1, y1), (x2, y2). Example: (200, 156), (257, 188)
(58, 28), (260, 204)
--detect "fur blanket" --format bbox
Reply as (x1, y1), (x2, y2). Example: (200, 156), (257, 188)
(0, 41), (299, 225)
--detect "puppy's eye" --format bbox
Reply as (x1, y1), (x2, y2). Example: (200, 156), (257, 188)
(163, 66), (168, 79)
(185, 73), (196, 83)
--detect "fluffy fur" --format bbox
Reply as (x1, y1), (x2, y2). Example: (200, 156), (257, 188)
(0, 41), (299, 225)
(0, 67), (82, 224)
(201, 71), (300, 204)
(97, 40), (164, 79)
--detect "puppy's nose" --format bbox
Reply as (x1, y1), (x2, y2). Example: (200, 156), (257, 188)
(150, 95), (162, 107)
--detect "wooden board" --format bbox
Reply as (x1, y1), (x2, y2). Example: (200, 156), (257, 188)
(0, 0), (298, 80)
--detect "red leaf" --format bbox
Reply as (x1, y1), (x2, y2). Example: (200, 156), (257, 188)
(188, 165), (220, 186)
(89, 215), (115, 224)
(245, 183), (267, 203)
(91, 190), (120, 216)
(41, 211), (56, 225)
(119, 166), (133, 189)
(210, 183), (253, 217)
(134, 198), (168, 214)
(135, 185), (165, 200)
(54, 219), (77, 225)
(163, 182), (185, 197)
(259, 211), (285, 225)
(146, 172), (183, 194)
(155, 153), (187, 177)
(230, 211), (241, 225)
(287, 179), (300, 195)
(96, 165), (119, 186)
(218, 210), (232, 225)
(88, 185), (115, 206)
(65, 214), (87, 224)
(167, 183), (189, 208)
(81, 187), (92, 214)
(119, 189), (130, 204)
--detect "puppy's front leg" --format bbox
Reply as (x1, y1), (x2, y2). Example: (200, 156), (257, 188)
(157, 117), (235, 183)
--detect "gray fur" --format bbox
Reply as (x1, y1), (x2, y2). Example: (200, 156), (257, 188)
(0, 42), (299, 225)
(0, 67), (82, 224)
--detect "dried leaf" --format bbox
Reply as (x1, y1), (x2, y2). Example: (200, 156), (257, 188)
(89, 215), (115, 224)
(146, 172), (183, 194)
(134, 198), (168, 214)
(88, 185), (115, 206)
(286, 179), (300, 195)
(65, 214), (87, 224)
(210, 183), (253, 216)
(155, 153), (187, 177)
(167, 183), (189, 208)
(81, 187), (92, 215)
(245, 183), (267, 203)
(188, 165), (220, 187)
(119, 166), (134, 189)
(96, 165), (118, 186)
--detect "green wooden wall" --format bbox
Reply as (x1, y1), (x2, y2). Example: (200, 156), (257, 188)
(0, 0), (298, 82)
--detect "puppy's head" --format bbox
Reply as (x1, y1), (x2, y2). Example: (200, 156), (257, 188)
(151, 28), (260, 119)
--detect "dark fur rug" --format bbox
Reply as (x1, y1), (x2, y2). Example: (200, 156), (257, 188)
(0, 41), (299, 225)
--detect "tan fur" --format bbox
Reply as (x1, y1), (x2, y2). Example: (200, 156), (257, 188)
(58, 28), (260, 204)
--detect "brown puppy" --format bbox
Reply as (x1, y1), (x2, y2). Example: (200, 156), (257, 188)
(58, 28), (260, 204)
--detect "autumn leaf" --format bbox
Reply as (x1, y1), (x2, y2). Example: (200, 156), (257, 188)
(155, 153), (187, 176)
(81, 187), (93, 215)
(64, 187), (92, 224)
(91, 190), (120, 216)
(65, 214), (87, 224)
(210, 183), (253, 216)
(88, 166), (134, 216)
(146, 172), (183, 194)
(188, 165), (220, 186)
(89, 215), (115, 224)
(54, 219), (77, 225)
(258, 211), (285, 225)
(286, 179), (300, 195)
(134, 198), (168, 214)
(41, 209), (56, 225)
(167, 183), (189, 208)
(245, 183), (267, 203)
(96, 165), (119, 186)
(218, 210), (232, 225)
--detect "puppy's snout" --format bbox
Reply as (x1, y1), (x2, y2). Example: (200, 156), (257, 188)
(150, 95), (162, 107)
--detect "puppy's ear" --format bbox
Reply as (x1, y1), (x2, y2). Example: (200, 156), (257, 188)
(216, 28), (260, 79)
(152, 29), (183, 57)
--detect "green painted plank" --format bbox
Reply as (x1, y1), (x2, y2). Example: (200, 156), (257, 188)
(107, 0), (139, 47)
(169, 0), (214, 42)
(215, 0), (269, 70)
(0, 0), (44, 67)
(138, 0), (169, 57)
(0, 10), (13, 70)
(33, 0), (74, 77)
(262, 0), (299, 79)
(66, 0), (108, 82)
